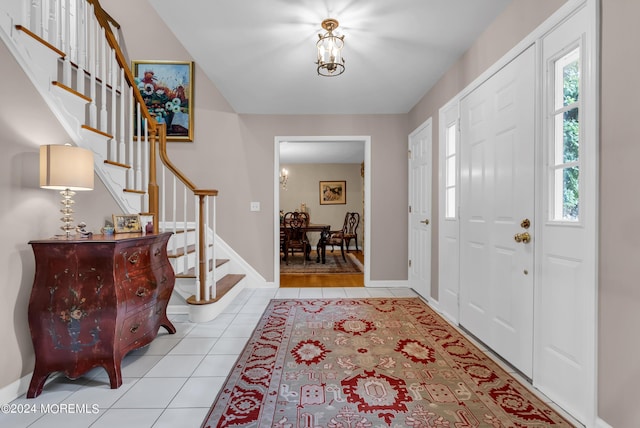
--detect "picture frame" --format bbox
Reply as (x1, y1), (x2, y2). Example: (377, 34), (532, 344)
(113, 214), (142, 233)
(319, 181), (346, 205)
(132, 60), (194, 142)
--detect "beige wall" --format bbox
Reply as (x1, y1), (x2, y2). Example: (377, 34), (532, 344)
(280, 163), (364, 248)
(3, 0), (638, 425)
(102, 0), (408, 283)
(0, 42), (121, 390)
(599, 1), (640, 426)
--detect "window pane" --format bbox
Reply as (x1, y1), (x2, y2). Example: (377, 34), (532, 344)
(563, 108), (579, 162)
(446, 125), (456, 156)
(446, 156), (456, 186)
(554, 47), (579, 110)
(554, 167), (579, 221)
(555, 108), (579, 164)
(563, 54), (579, 106)
(445, 187), (456, 219)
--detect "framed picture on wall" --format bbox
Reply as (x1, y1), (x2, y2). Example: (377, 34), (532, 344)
(132, 60), (194, 142)
(319, 181), (346, 205)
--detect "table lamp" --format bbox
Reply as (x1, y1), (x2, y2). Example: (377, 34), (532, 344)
(40, 144), (94, 237)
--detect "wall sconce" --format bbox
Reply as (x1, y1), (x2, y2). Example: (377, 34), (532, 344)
(280, 167), (289, 190)
(40, 144), (94, 237)
(316, 18), (345, 77)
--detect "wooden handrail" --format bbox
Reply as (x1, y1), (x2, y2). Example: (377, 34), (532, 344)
(89, 0), (218, 196)
(88, 0), (219, 303)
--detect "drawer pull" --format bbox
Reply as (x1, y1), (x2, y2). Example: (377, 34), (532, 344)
(130, 324), (140, 333)
(128, 252), (140, 265)
(135, 287), (147, 297)
(160, 275), (167, 284)
(154, 248), (161, 257)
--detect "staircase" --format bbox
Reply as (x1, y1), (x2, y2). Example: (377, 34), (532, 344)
(0, 0), (251, 322)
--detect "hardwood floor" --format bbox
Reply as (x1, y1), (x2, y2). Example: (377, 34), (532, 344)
(280, 251), (364, 287)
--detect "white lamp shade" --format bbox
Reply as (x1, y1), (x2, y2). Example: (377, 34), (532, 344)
(40, 145), (94, 191)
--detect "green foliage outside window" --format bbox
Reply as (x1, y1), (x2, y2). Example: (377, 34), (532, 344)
(562, 61), (579, 220)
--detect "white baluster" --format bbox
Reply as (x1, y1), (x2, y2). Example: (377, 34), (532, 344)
(62, 0), (71, 86)
(47, 0), (56, 44)
(109, 48), (117, 161)
(135, 110), (142, 191)
(99, 26), (107, 132)
(119, 70), (126, 166)
(88, 4), (97, 128)
(194, 194), (201, 301)
(129, 102), (138, 185)
(142, 117), (149, 212)
(29, 0), (40, 37)
(75, 0), (85, 95)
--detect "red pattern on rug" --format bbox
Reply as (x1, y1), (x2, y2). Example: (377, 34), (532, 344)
(202, 298), (574, 427)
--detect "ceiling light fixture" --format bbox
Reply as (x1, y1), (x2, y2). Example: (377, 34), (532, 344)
(316, 18), (345, 77)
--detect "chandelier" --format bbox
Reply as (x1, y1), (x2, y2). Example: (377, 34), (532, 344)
(316, 18), (345, 77)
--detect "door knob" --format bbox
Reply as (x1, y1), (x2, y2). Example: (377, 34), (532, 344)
(520, 218), (531, 229)
(420, 219), (430, 225)
(514, 232), (531, 243)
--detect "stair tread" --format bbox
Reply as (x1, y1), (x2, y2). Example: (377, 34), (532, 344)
(168, 243), (214, 258)
(175, 259), (229, 278)
(186, 273), (245, 305)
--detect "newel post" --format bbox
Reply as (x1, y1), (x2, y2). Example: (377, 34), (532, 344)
(148, 123), (161, 233)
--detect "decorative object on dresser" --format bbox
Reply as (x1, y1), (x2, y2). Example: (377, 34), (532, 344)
(26, 232), (176, 398)
(39, 144), (94, 237)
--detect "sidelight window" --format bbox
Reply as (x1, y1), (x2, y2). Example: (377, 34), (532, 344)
(444, 122), (457, 219)
(550, 46), (580, 221)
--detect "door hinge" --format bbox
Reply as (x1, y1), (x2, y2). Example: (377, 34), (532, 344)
(409, 205), (412, 213)
(408, 149), (412, 159)
(409, 259), (412, 268)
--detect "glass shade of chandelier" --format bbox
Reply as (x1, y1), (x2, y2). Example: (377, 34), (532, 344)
(316, 18), (345, 77)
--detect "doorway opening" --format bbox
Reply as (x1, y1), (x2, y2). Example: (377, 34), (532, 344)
(274, 136), (371, 287)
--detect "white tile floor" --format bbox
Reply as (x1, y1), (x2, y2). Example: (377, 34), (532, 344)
(0, 287), (581, 428)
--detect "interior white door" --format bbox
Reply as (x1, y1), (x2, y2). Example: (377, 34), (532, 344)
(459, 46), (535, 377)
(408, 119), (432, 300)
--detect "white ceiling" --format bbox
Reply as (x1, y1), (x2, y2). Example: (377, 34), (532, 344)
(280, 140), (365, 164)
(148, 0), (513, 116)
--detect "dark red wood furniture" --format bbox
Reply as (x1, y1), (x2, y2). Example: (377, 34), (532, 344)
(26, 232), (175, 398)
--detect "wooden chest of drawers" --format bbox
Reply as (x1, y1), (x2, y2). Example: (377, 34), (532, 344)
(26, 232), (175, 398)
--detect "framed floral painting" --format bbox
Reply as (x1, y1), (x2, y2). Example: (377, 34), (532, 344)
(132, 60), (194, 142)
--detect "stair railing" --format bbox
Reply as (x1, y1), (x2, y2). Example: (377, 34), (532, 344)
(19, 0), (218, 302)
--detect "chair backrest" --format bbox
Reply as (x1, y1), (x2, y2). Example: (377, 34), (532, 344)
(283, 212), (309, 242)
(342, 212), (360, 235)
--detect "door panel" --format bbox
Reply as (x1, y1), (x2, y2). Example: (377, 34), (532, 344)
(460, 46), (535, 376)
(408, 119), (432, 300)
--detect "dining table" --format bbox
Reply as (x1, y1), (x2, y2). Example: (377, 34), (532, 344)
(281, 223), (331, 264)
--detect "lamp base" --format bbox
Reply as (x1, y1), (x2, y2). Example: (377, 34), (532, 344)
(59, 188), (76, 238)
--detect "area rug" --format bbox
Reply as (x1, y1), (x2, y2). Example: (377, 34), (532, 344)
(202, 298), (574, 427)
(280, 251), (363, 274)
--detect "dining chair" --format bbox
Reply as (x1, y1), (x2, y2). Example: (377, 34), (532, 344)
(327, 212), (360, 260)
(282, 211), (310, 264)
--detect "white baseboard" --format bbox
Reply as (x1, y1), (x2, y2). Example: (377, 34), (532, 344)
(0, 372), (62, 405)
(0, 374), (31, 405)
(365, 280), (410, 288)
(595, 417), (612, 428)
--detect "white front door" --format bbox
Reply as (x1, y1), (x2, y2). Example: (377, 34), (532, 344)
(459, 46), (535, 377)
(408, 119), (432, 300)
